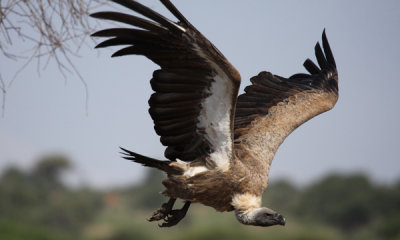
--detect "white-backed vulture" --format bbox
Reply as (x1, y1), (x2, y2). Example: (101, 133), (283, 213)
(91, 0), (338, 227)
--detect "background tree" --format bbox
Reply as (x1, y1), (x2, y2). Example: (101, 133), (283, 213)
(0, 0), (107, 116)
(0, 155), (103, 238)
(295, 174), (376, 233)
(31, 154), (71, 189)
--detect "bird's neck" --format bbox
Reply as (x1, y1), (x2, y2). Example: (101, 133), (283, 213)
(235, 208), (260, 225)
(231, 192), (262, 225)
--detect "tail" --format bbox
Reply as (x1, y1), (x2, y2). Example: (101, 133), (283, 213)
(120, 147), (180, 174)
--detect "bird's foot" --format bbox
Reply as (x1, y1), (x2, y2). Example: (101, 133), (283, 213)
(148, 198), (176, 222)
(158, 204), (189, 227)
(148, 199), (191, 227)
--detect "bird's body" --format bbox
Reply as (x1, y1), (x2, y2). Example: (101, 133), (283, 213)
(92, 0), (338, 227)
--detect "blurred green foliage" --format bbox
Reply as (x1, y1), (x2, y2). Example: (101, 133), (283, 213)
(295, 174), (375, 231)
(0, 155), (103, 239)
(123, 169), (167, 210)
(0, 156), (399, 240)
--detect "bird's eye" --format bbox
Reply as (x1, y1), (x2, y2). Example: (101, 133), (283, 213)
(263, 213), (272, 217)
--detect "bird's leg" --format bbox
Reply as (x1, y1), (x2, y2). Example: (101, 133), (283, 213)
(159, 201), (191, 228)
(148, 198), (176, 222)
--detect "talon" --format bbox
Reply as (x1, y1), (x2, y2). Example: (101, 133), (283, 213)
(148, 199), (191, 227)
(148, 198), (176, 222)
(157, 201), (191, 227)
(148, 209), (165, 221)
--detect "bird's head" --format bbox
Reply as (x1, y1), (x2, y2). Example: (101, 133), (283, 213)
(235, 207), (286, 227)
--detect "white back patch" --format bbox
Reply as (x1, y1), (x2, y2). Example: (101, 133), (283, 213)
(193, 44), (234, 172)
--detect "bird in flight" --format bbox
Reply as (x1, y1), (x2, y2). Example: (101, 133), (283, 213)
(91, 0), (338, 228)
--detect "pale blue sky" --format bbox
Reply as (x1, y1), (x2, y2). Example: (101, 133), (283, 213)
(1, 0), (399, 189)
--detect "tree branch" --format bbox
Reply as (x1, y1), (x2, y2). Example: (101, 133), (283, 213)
(0, 0), (108, 116)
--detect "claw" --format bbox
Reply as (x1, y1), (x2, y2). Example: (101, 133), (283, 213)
(158, 202), (191, 227)
(148, 198), (176, 222)
(148, 210), (164, 221)
(148, 199), (191, 227)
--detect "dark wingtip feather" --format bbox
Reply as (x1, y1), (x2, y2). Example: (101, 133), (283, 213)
(95, 38), (132, 48)
(302, 30), (337, 75)
(90, 31), (103, 37)
(314, 42), (329, 70)
(111, 0), (185, 33)
(322, 29), (336, 68)
(160, 0), (190, 26)
(89, 12), (102, 19)
(111, 46), (137, 57)
(90, 11), (168, 32)
(91, 29), (118, 37)
(303, 58), (320, 74)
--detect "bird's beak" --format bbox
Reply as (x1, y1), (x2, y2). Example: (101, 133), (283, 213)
(277, 214), (286, 226)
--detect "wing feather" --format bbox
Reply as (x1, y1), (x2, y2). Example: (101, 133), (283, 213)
(91, 12), (167, 32)
(234, 31), (338, 168)
(92, 0), (241, 170)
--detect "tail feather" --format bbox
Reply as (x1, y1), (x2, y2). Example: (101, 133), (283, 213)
(120, 147), (179, 174)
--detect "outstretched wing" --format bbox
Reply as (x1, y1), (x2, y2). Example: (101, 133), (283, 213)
(91, 0), (241, 170)
(234, 30), (338, 167)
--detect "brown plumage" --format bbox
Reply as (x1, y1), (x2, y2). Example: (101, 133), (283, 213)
(92, 0), (338, 227)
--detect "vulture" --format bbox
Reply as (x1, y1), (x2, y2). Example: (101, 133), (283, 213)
(91, 0), (338, 228)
